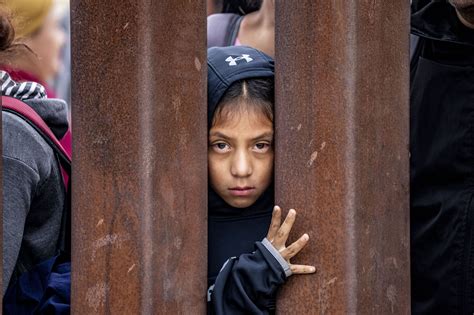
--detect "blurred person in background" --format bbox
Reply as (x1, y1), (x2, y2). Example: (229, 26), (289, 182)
(207, 0), (262, 16)
(207, 0), (275, 57)
(2, 0), (72, 157)
(1, 7), (71, 314)
(52, 0), (71, 106)
(410, 0), (474, 314)
(1, 0), (66, 98)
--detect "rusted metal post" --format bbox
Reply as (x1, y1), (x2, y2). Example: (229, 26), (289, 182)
(275, 1), (410, 314)
(70, 1), (207, 314)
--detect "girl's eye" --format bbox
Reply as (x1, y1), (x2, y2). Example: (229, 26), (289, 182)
(212, 142), (231, 153)
(253, 142), (271, 153)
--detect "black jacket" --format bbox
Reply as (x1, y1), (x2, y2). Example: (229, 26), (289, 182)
(410, 1), (474, 314)
(207, 186), (289, 314)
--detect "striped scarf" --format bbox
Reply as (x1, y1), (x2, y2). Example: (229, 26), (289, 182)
(1, 70), (47, 100)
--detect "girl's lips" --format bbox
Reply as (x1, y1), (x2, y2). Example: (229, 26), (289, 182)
(228, 187), (256, 197)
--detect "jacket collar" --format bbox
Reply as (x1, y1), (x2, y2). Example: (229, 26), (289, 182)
(1, 71), (69, 139)
(209, 184), (274, 218)
(411, 0), (474, 46)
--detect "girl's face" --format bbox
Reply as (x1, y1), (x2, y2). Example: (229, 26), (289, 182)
(209, 103), (274, 208)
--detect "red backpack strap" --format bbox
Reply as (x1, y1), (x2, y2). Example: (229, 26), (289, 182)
(2, 96), (71, 175)
(3, 95), (72, 253)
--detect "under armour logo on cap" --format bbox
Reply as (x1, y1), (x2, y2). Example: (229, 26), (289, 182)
(225, 54), (253, 66)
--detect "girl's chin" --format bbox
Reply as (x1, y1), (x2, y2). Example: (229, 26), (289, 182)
(225, 197), (257, 209)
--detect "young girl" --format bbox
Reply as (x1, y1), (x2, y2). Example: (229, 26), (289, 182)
(207, 46), (315, 314)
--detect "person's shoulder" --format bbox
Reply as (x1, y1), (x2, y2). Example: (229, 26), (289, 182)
(3, 111), (56, 177)
(207, 13), (241, 33)
(207, 13), (240, 22)
(207, 13), (242, 48)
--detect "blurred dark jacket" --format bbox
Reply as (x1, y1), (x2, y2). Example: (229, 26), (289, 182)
(410, 0), (474, 314)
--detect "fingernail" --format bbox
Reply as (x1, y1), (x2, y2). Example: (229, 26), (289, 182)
(311, 267), (316, 272)
(289, 209), (295, 216)
(274, 206), (280, 212)
(303, 234), (309, 241)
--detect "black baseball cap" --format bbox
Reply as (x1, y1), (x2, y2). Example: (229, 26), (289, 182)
(207, 46), (274, 127)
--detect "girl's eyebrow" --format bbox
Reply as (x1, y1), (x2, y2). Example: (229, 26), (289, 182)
(209, 131), (274, 141)
(251, 132), (274, 141)
(209, 131), (231, 140)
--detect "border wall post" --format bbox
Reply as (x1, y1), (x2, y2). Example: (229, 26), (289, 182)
(70, 1), (207, 313)
(275, 1), (410, 313)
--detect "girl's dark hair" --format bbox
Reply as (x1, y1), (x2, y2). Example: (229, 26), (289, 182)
(212, 76), (274, 126)
(222, 0), (263, 15)
(0, 11), (15, 52)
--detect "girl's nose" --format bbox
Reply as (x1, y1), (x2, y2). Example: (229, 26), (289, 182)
(231, 150), (252, 177)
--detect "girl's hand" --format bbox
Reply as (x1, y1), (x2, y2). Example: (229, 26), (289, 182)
(266, 206), (316, 275)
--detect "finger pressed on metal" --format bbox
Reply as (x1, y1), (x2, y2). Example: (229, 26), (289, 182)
(280, 233), (309, 259)
(274, 209), (296, 247)
(266, 205), (282, 241)
(290, 264), (316, 275)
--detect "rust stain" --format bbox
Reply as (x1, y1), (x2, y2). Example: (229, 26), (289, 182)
(194, 57), (202, 71)
(96, 219), (104, 227)
(307, 150), (318, 168)
(86, 282), (109, 312)
(127, 264), (136, 274)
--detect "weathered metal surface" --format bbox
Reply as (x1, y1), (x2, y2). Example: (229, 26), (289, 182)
(70, 1), (207, 314)
(275, 1), (410, 314)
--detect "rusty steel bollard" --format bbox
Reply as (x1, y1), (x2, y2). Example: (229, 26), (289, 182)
(275, 1), (410, 314)
(70, 1), (207, 313)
